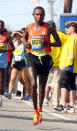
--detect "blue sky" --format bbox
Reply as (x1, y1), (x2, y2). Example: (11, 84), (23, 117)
(0, 0), (76, 31)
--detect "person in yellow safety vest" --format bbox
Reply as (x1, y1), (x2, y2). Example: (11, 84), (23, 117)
(44, 20), (69, 109)
(57, 21), (77, 113)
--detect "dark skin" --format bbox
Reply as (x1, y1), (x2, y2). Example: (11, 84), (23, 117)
(0, 21), (15, 53)
(23, 9), (62, 49)
(0, 21), (15, 94)
(23, 8), (62, 110)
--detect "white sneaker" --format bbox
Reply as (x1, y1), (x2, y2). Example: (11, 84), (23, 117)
(48, 92), (52, 98)
(4, 91), (8, 97)
(43, 98), (49, 105)
(0, 97), (3, 107)
(67, 105), (75, 113)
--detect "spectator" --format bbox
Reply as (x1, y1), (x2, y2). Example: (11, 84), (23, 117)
(44, 20), (69, 109)
(57, 21), (77, 113)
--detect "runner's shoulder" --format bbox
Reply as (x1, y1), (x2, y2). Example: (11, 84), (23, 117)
(25, 23), (34, 32)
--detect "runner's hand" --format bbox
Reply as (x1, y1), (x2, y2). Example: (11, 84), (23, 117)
(24, 42), (32, 49)
(40, 37), (46, 46)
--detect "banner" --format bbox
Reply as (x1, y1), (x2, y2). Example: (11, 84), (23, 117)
(60, 14), (77, 32)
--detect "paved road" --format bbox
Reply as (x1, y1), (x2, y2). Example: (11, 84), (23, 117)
(0, 95), (77, 131)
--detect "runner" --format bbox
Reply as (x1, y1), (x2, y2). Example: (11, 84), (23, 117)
(7, 31), (30, 99)
(23, 6), (62, 125)
(4, 36), (13, 96)
(0, 20), (15, 106)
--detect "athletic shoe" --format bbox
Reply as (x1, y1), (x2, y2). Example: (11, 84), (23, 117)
(62, 106), (67, 113)
(54, 104), (67, 113)
(43, 98), (49, 105)
(7, 92), (12, 99)
(67, 105), (75, 113)
(0, 97), (3, 106)
(24, 94), (29, 101)
(54, 104), (63, 111)
(33, 110), (39, 125)
(38, 107), (42, 124)
(4, 91), (8, 97)
(53, 106), (58, 110)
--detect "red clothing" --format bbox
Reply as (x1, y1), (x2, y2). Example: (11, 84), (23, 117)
(27, 22), (51, 55)
(8, 45), (13, 62)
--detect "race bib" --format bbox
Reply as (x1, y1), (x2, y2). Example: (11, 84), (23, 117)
(0, 43), (5, 49)
(31, 35), (45, 49)
(13, 49), (22, 61)
(14, 55), (22, 61)
(13, 49), (22, 54)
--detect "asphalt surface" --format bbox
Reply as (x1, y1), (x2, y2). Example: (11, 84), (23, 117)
(0, 94), (77, 131)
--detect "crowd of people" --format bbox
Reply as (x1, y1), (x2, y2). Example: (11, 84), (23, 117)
(0, 6), (77, 125)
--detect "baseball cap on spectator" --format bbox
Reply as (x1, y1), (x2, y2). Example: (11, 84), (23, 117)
(65, 21), (77, 29)
(47, 20), (56, 28)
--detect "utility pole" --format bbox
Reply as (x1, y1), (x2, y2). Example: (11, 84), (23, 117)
(64, 0), (73, 13)
(48, 0), (53, 20)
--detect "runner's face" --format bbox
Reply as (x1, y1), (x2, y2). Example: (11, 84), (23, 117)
(33, 9), (45, 24)
(16, 34), (21, 42)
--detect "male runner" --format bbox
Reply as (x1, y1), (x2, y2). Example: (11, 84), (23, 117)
(0, 20), (15, 105)
(23, 6), (62, 125)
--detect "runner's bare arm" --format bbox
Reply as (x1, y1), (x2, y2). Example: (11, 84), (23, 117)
(23, 25), (32, 49)
(40, 24), (62, 47)
(47, 24), (62, 47)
